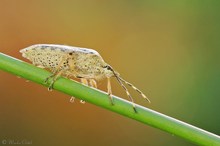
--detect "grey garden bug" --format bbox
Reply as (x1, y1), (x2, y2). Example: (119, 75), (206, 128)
(20, 44), (150, 112)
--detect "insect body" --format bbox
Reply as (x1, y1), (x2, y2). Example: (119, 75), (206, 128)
(20, 44), (150, 112)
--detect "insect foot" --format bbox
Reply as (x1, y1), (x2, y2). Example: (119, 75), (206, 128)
(80, 100), (86, 104)
(133, 105), (137, 113)
(108, 93), (114, 105)
(48, 81), (54, 91)
(70, 96), (75, 103)
(44, 76), (54, 91)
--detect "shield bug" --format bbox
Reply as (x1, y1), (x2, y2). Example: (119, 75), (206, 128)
(20, 44), (150, 112)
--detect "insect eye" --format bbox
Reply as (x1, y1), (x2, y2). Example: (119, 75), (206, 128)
(103, 65), (112, 70)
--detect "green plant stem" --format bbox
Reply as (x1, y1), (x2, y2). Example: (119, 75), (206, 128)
(0, 52), (219, 146)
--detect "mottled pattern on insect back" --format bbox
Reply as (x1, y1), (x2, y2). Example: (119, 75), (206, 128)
(20, 44), (150, 112)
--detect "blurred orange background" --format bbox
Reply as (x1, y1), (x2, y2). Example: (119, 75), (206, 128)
(0, 1), (220, 146)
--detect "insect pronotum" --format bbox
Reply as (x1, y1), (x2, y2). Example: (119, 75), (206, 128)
(20, 44), (150, 112)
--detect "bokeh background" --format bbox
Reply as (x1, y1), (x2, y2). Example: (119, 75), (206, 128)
(0, 1), (220, 146)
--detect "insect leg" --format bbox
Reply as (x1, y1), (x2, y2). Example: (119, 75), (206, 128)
(107, 77), (114, 105)
(44, 70), (58, 84)
(89, 79), (97, 88)
(80, 78), (88, 103)
(48, 70), (63, 91)
(80, 78), (88, 86)
(45, 55), (67, 90)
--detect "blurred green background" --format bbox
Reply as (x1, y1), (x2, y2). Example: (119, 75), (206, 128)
(0, 1), (220, 146)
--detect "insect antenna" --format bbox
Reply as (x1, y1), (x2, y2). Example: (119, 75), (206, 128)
(114, 73), (137, 112)
(107, 65), (137, 112)
(109, 65), (150, 103)
(117, 76), (151, 103)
